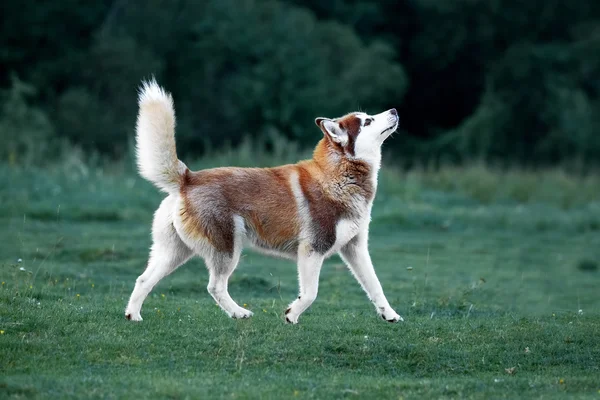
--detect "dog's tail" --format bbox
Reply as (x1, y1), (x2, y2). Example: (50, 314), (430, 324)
(135, 79), (187, 194)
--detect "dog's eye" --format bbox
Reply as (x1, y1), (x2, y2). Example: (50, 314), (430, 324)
(364, 118), (373, 126)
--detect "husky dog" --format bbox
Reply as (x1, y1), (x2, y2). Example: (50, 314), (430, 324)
(125, 80), (402, 324)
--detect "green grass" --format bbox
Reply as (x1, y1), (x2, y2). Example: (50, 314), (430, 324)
(1, 160), (600, 399)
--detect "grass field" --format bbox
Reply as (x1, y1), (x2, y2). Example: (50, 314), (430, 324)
(1, 157), (600, 399)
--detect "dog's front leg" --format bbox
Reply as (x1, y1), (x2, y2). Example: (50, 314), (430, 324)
(339, 233), (403, 322)
(285, 244), (324, 324)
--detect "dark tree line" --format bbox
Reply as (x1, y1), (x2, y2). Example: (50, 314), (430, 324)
(1, 0), (599, 166)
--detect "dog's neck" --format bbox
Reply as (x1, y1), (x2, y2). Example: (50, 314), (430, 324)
(312, 139), (378, 202)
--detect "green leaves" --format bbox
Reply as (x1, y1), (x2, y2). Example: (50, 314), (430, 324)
(1, 0), (599, 166)
(0, 76), (56, 165)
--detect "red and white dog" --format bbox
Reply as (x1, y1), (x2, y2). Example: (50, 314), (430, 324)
(125, 80), (402, 324)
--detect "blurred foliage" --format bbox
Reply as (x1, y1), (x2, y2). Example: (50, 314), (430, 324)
(0, 76), (57, 165)
(0, 0), (599, 166)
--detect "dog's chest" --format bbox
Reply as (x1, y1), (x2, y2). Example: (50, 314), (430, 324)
(325, 206), (371, 256)
(332, 218), (361, 246)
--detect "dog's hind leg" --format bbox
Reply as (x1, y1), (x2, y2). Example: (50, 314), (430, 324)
(125, 196), (192, 321)
(203, 216), (252, 319)
(205, 251), (253, 319)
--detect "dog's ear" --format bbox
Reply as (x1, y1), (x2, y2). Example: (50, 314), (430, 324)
(315, 118), (347, 145)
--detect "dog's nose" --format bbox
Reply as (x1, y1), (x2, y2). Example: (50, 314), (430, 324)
(390, 108), (398, 116)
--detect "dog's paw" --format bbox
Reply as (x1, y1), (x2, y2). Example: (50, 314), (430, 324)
(125, 311), (143, 322)
(230, 307), (253, 319)
(379, 308), (404, 323)
(284, 307), (299, 324)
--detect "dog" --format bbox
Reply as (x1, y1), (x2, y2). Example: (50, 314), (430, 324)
(125, 79), (403, 324)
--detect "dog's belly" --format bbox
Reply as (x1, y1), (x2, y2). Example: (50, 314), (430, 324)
(244, 215), (366, 259)
(244, 234), (298, 260)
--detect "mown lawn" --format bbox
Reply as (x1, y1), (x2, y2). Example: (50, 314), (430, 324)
(1, 163), (599, 399)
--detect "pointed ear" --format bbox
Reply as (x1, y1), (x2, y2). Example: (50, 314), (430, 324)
(315, 118), (347, 145)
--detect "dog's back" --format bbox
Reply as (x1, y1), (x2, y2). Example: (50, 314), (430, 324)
(178, 166), (301, 258)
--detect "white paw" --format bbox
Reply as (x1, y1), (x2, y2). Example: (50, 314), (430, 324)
(125, 310), (143, 322)
(380, 308), (403, 323)
(284, 307), (299, 324)
(230, 307), (253, 319)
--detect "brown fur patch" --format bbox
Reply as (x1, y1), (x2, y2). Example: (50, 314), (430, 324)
(180, 167), (301, 255)
(313, 139), (375, 202)
(337, 114), (362, 157)
(296, 139), (375, 254)
(297, 164), (346, 253)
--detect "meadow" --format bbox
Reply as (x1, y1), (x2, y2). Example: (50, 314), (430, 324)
(1, 148), (599, 399)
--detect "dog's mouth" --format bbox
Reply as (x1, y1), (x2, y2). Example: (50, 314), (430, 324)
(380, 121), (398, 136)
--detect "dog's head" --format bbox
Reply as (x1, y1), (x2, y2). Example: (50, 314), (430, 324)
(315, 109), (399, 165)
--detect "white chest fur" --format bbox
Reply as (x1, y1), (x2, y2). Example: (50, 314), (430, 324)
(326, 210), (371, 257)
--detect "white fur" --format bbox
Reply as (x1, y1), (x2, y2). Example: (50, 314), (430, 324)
(136, 79), (187, 193)
(284, 171), (327, 323)
(125, 195), (192, 320)
(321, 119), (348, 146)
(244, 240), (297, 261)
(339, 232), (403, 322)
(284, 243), (324, 324)
(288, 170), (312, 245)
(321, 219), (360, 260)
(354, 110), (397, 167)
(343, 109), (401, 322)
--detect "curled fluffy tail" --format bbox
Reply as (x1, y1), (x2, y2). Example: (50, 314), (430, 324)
(136, 79), (187, 193)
